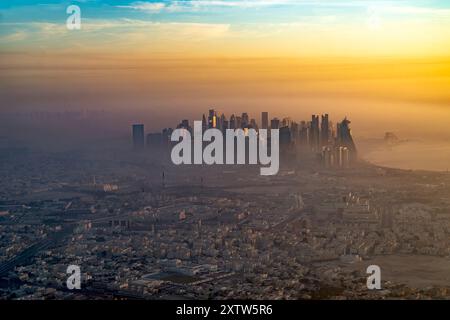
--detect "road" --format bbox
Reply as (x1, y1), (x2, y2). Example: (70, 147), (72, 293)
(0, 224), (75, 278)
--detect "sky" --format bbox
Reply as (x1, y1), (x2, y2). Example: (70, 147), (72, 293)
(1, 0), (450, 57)
(0, 0), (449, 147)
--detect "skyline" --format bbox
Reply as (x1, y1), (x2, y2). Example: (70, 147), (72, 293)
(3, 2), (450, 303)
(1, 2), (449, 120)
(1, 0), (450, 171)
(1, 1), (449, 128)
(137, 109), (357, 174)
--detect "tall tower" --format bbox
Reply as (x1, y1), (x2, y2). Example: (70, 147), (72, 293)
(321, 114), (329, 147)
(219, 113), (226, 131)
(208, 109), (216, 128)
(270, 118), (280, 130)
(337, 117), (357, 162)
(261, 112), (269, 130)
(236, 116), (242, 129)
(162, 128), (173, 148)
(241, 113), (249, 128)
(132, 124), (145, 149)
(299, 121), (308, 146)
(309, 115), (320, 152)
(202, 114), (207, 132)
(229, 114), (236, 129)
(279, 126), (291, 147)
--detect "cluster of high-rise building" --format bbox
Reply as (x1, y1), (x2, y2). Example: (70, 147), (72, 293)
(321, 118), (358, 168)
(133, 109), (357, 167)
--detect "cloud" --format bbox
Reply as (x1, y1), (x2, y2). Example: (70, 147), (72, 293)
(111, 1), (450, 18)
(115, 0), (355, 12)
(117, 1), (166, 12)
(83, 18), (230, 36)
(380, 5), (450, 16)
(0, 31), (27, 42)
(0, 19), (231, 45)
(185, 0), (298, 8)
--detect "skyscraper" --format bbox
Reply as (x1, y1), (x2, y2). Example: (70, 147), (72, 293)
(290, 122), (299, 143)
(281, 117), (292, 128)
(337, 117), (357, 162)
(270, 118), (280, 130)
(322, 146), (334, 168)
(208, 109), (216, 128)
(202, 114), (207, 132)
(321, 114), (329, 147)
(279, 126), (291, 147)
(340, 147), (350, 168)
(299, 122), (308, 147)
(309, 115), (320, 151)
(162, 127), (173, 148)
(181, 119), (190, 129)
(219, 113), (226, 131)
(261, 112), (269, 130)
(236, 116), (242, 129)
(222, 120), (229, 133)
(132, 124), (145, 149)
(177, 119), (191, 131)
(241, 113), (249, 128)
(229, 114), (236, 129)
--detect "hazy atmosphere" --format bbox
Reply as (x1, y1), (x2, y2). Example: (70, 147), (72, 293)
(2, 0), (450, 304)
(1, 1), (450, 170)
